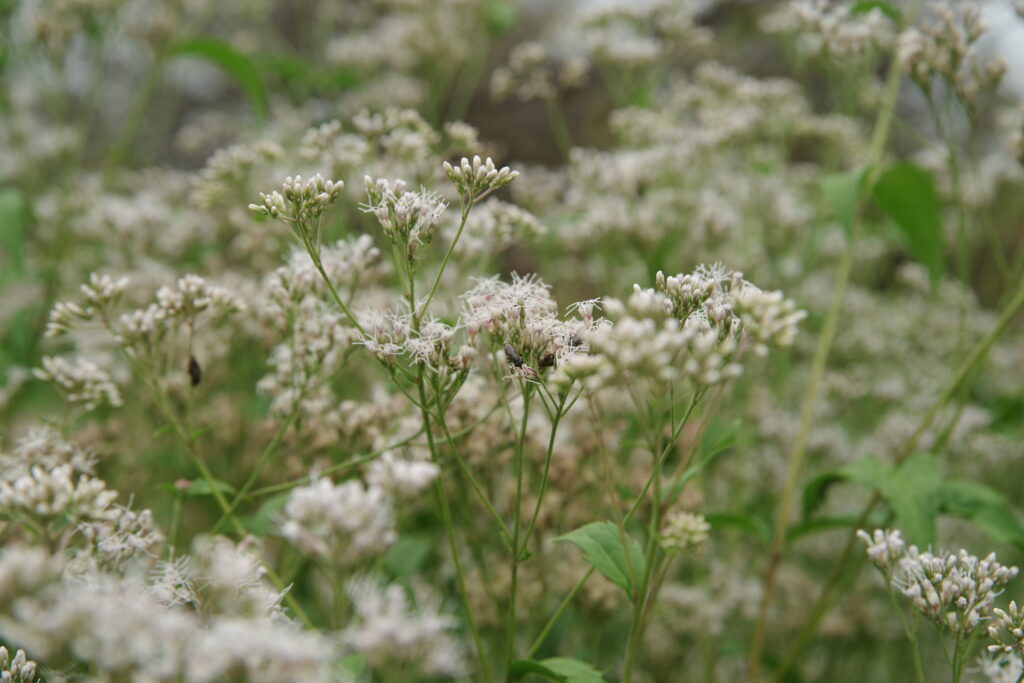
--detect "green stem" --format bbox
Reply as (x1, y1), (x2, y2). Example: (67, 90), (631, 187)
(419, 201), (472, 321)
(519, 390), (570, 554)
(507, 382), (534, 670)
(745, 5), (924, 674)
(211, 407), (298, 534)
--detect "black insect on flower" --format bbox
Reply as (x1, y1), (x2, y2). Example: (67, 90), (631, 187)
(188, 355), (202, 386)
(539, 352), (556, 368)
(504, 343), (524, 368)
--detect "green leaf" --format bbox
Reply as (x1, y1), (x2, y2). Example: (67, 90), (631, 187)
(509, 658), (605, 682)
(939, 480), (1024, 548)
(337, 653), (365, 677)
(821, 168), (864, 236)
(839, 456), (893, 492)
(184, 478), (236, 497)
(872, 162), (944, 284)
(705, 512), (771, 542)
(384, 534), (433, 579)
(802, 458), (892, 518)
(555, 522), (646, 596)
(877, 453), (941, 547)
(241, 492), (290, 535)
(0, 188), (25, 280)
(850, 1), (901, 21)
(801, 472), (847, 518)
(485, 0), (517, 36)
(540, 658), (606, 683)
(172, 38), (268, 120)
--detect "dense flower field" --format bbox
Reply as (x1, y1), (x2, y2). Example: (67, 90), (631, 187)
(2, 1), (1024, 681)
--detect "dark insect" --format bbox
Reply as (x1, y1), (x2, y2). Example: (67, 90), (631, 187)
(539, 352), (556, 368)
(568, 334), (583, 348)
(188, 355), (202, 386)
(503, 343), (524, 368)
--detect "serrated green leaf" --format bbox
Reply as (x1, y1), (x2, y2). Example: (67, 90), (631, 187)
(872, 162), (943, 285)
(555, 521), (645, 596)
(821, 168), (864, 236)
(172, 38), (268, 120)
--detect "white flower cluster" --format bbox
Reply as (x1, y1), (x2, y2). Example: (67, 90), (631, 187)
(660, 511), (710, 553)
(989, 600), (1024, 658)
(33, 355), (123, 411)
(249, 174), (345, 229)
(116, 274), (247, 351)
(462, 273), (590, 381)
(0, 425), (98, 480)
(762, 0), (896, 59)
(490, 42), (589, 102)
(897, 2), (1006, 107)
(362, 176), (447, 267)
(4, 556), (334, 682)
(366, 450), (439, 499)
(556, 264), (803, 390)
(732, 286), (807, 356)
(344, 575), (466, 678)
(860, 528), (1020, 634)
(0, 646), (36, 683)
(279, 477), (397, 565)
(45, 272), (130, 337)
(0, 463), (119, 523)
(0, 429), (162, 568)
(359, 308), (473, 378)
(442, 155), (519, 204)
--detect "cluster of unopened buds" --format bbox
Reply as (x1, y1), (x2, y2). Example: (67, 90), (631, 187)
(443, 156), (519, 203)
(860, 528), (1020, 635)
(249, 174), (345, 224)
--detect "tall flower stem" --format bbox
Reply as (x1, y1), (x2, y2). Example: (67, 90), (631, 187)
(745, 4), (922, 675)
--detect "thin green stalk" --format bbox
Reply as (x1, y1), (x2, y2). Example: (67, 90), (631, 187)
(520, 390), (570, 554)
(543, 97), (572, 159)
(507, 382), (534, 670)
(304, 238), (367, 336)
(419, 201), (471, 320)
(745, 5), (923, 673)
(416, 374), (493, 683)
(211, 408), (298, 534)
(437, 417), (513, 546)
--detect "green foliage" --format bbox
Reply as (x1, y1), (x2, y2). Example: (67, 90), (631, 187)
(872, 162), (944, 285)
(172, 38), (268, 120)
(509, 657), (605, 682)
(555, 522), (646, 596)
(849, 1), (901, 21)
(821, 168), (864, 237)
